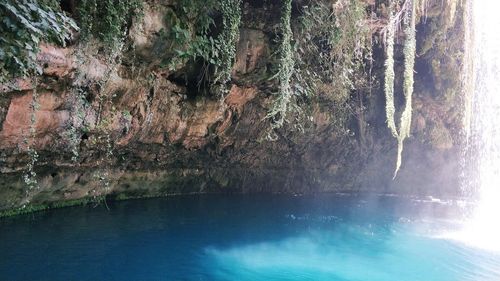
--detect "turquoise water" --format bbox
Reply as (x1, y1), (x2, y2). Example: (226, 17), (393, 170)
(1, 194), (499, 280)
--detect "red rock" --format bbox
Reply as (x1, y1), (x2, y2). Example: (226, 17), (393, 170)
(225, 85), (257, 115)
(38, 44), (74, 77)
(0, 92), (69, 150)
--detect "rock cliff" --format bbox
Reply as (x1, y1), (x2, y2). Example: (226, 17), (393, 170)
(0, 0), (467, 213)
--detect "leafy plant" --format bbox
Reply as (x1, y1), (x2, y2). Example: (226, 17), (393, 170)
(213, 0), (242, 95)
(165, 0), (242, 96)
(164, 0), (218, 69)
(294, 0), (372, 132)
(266, 0), (296, 130)
(266, 0), (372, 134)
(0, 0), (77, 82)
(77, 0), (142, 47)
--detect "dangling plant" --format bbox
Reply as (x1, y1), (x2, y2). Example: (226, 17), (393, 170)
(295, 0), (372, 134)
(166, 0), (242, 97)
(90, 37), (128, 202)
(66, 66), (90, 163)
(0, 0), (77, 83)
(165, 0), (217, 70)
(266, 0), (296, 130)
(384, 1), (397, 140)
(76, 0), (142, 200)
(384, 0), (417, 178)
(23, 77), (40, 191)
(77, 0), (142, 48)
(213, 0), (242, 95)
(0, 0), (76, 199)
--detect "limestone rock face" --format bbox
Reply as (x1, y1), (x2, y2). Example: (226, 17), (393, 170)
(38, 44), (75, 78)
(232, 29), (268, 78)
(0, 92), (70, 150)
(0, 0), (466, 212)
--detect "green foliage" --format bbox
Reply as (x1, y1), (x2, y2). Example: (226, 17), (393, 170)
(213, 0), (242, 93)
(164, 0), (218, 69)
(165, 0), (242, 96)
(0, 0), (77, 82)
(266, 0), (296, 130)
(294, 0), (372, 133)
(77, 0), (142, 47)
(265, 0), (371, 134)
(384, 0), (417, 178)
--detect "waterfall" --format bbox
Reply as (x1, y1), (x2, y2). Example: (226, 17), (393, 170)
(458, 0), (500, 252)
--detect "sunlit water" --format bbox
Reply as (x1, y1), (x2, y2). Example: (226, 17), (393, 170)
(1, 194), (499, 281)
(455, 0), (500, 252)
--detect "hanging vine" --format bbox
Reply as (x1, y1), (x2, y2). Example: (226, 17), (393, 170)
(77, 0), (142, 47)
(295, 0), (372, 135)
(212, 0), (242, 96)
(23, 77), (39, 191)
(266, 0), (296, 130)
(90, 37), (128, 203)
(384, 0), (417, 178)
(384, 1), (397, 139)
(74, 0), (143, 201)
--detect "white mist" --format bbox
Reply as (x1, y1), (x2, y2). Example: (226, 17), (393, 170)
(457, 0), (500, 253)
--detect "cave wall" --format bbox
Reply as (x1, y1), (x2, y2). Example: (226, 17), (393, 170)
(0, 0), (467, 213)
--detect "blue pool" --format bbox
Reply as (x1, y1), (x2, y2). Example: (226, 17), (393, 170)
(1, 194), (499, 280)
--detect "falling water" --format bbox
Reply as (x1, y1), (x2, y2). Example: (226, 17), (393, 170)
(458, 0), (500, 252)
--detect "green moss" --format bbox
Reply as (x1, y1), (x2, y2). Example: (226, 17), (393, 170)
(0, 197), (93, 218)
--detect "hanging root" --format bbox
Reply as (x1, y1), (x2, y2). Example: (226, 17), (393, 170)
(384, 0), (398, 138)
(384, 0), (417, 179)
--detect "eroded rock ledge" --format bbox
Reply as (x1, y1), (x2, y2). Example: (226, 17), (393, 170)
(0, 0), (466, 213)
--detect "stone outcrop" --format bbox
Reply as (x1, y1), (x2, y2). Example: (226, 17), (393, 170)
(0, 0), (467, 213)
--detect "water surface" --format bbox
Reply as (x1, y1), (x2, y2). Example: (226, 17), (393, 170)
(1, 194), (499, 280)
